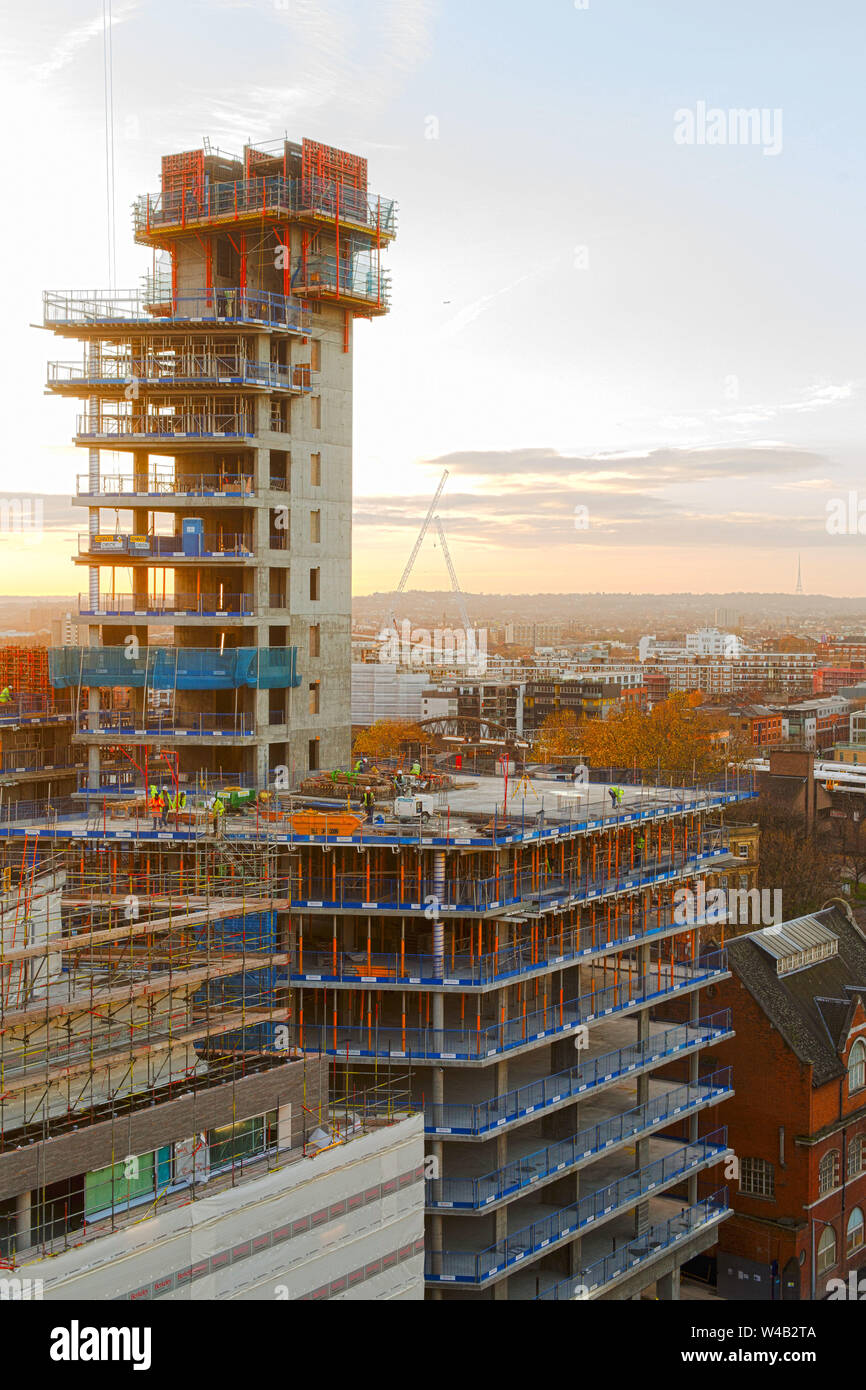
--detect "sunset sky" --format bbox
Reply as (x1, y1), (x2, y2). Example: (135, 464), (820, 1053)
(1, 0), (865, 596)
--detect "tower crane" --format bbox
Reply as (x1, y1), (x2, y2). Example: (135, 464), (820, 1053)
(434, 516), (472, 633)
(381, 469), (449, 633)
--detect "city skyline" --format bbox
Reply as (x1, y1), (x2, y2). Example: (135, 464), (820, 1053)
(2, 0), (866, 596)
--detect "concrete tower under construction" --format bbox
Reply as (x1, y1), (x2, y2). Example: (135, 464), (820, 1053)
(45, 137), (395, 791)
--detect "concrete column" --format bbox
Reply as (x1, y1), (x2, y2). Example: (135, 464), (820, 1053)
(428, 850), (448, 1299)
(87, 623), (101, 783)
(87, 354), (100, 609)
(277, 1103), (292, 1151)
(688, 985), (700, 1203)
(634, 997), (652, 1236)
(657, 1267), (681, 1300)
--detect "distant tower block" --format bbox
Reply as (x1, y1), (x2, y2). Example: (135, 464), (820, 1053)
(796, 555), (804, 595)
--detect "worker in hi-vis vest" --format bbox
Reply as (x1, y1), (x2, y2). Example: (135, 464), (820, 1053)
(0, 686), (13, 704)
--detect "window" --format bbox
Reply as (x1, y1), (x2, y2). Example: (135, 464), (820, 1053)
(310, 340), (322, 372)
(740, 1157), (775, 1198)
(309, 681), (320, 716)
(849, 1040), (866, 1095)
(309, 567), (320, 602)
(269, 568), (287, 610)
(84, 1150), (167, 1219)
(208, 1112), (277, 1173)
(817, 1225), (837, 1275)
(310, 510), (321, 544)
(270, 397), (289, 432)
(216, 239), (235, 279)
(269, 449), (290, 491)
(310, 453), (321, 486)
(738, 843), (749, 859)
(309, 624), (321, 659)
(311, 396), (322, 429)
(308, 738), (320, 772)
(847, 1208), (865, 1256)
(270, 506), (289, 550)
(819, 1150), (841, 1195)
(849, 1135), (866, 1179)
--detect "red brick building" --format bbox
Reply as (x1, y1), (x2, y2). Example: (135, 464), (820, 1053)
(709, 906), (866, 1300)
(813, 666), (866, 696)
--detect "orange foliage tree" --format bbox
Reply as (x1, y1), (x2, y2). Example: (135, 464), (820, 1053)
(534, 711), (582, 761)
(570, 694), (740, 779)
(353, 720), (433, 761)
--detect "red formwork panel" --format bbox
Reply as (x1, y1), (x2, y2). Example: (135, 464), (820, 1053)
(161, 149), (204, 198)
(302, 138), (368, 208)
(0, 646), (50, 695)
(245, 146), (272, 179)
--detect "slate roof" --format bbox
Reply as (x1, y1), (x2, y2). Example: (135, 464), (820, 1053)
(725, 905), (866, 1087)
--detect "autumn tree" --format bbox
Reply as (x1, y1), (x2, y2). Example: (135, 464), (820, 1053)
(353, 721), (432, 761)
(535, 711), (582, 761)
(572, 694), (744, 780)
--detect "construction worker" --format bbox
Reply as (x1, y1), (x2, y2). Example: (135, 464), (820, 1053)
(0, 686), (12, 705)
(161, 788), (173, 827)
(212, 795), (225, 836)
(636, 833), (645, 867)
(151, 790), (163, 831)
(411, 760), (421, 778)
(362, 788), (375, 825)
(178, 790), (187, 812)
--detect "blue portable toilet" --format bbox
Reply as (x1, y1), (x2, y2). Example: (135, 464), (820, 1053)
(182, 517), (205, 557)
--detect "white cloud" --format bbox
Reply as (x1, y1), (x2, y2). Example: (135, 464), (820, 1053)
(30, 3), (140, 83)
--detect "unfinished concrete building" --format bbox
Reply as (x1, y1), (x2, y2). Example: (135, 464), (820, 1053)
(44, 136), (395, 790)
(1, 130), (759, 1304)
(0, 137), (425, 1303)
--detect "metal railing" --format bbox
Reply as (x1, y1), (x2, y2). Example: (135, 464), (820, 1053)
(78, 593), (253, 618)
(76, 411), (254, 440)
(75, 711), (252, 738)
(0, 695), (66, 723)
(428, 1070), (732, 1208)
(78, 533), (252, 557)
(51, 359), (315, 393)
(535, 1189), (731, 1298)
(425, 1131), (729, 1284)
(44, 287), (311, 333)
(297, 954), (729, 1062)
(295, 253), (391, 307)
(0, 751), (82, 775)
(290, 869), (726, 986)
(284, 836), (730, 918)
(75, 472), (254, 498)
(425, 1012), (733, 1135)
(133, 175), (397, 238)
